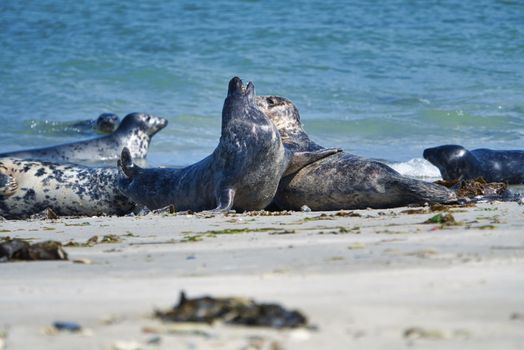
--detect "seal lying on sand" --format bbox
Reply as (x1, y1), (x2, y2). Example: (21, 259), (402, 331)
(0, 158), (134, 219)
(256, 96), (456, 210)
(118, 77), (340, 212)
(423, 144), (524, 184)
(0, 113), (167, 163)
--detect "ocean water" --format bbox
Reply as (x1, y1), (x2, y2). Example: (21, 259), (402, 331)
(1, 0), (523, 178)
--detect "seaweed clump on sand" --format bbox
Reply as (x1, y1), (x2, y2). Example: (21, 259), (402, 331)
(423, 212), (458, 226)
(0, 238), (68, 262)
(155, 291), (308, 329)
(436, 177), (509, 198)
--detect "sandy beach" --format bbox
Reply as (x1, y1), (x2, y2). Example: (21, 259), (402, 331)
(1, 201), (523, 349)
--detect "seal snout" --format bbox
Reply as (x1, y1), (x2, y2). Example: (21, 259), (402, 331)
(155, 115), (168, 128)
(245, 81), (255, 98)
(422, 148), (433, 161)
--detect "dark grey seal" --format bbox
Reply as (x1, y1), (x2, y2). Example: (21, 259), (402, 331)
(0, 158), (134, 219)
(0, 113), (167, 163)
(117, 77), (340, 212)
(423, 144), (524, 184)
(256, 96), (456, 210)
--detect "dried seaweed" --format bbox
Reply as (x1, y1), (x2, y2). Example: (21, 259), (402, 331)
(64, 234), (121, 247)
(30, 208), (59, 220)
(244, 210), (293, 217)
(423, 213), (458, 226)
(437, 177), (509, 198)
(203, 227), (282, 235)
(155, 291), (307, 329)
(0, 238), (68, 262)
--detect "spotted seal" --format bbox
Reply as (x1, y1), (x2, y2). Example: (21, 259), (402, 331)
(256, 96), (456, 210)
(117, 77), (340, 212)
(0, 158), (134, 219)
(423, 144), (524, 184)
(0, 113), (167, 163)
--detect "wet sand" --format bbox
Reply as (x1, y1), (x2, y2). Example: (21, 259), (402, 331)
(1, 202), (524, 349)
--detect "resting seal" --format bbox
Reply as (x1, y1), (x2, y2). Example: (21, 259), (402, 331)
(0, 113), (167, 163)
(256, 96), (456, 210)
(423, 144), (524, 184)
(118, 77), (340, 212)
(0, 158), (134, 219)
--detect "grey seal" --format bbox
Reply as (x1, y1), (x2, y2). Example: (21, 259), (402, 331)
(0, 158), (134, 219)
(71, 113), (120, 134)
(423, 144), (524, 184)
(117, 77), (340, 212)
(0, 113), (167, 163)
(256, 96), (456, 210)
(26, 113), (120, 136)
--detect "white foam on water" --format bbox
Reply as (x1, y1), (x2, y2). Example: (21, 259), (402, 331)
(387, 158), (442, 180)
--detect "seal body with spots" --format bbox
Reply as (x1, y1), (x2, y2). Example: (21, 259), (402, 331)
(256, 96), (456, 210)
(423, 144), (524, 184)
(0, 113), (167, 163)
(118, 77), (339, 212)
(0, 158), (134, 219)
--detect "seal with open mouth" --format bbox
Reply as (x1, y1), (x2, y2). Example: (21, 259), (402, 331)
(117, 77), (340, 212)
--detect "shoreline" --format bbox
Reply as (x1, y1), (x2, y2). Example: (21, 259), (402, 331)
(1, 202), (524, 349)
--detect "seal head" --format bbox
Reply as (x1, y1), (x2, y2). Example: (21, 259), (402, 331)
(423, 144), (482, 181)
(116, 113), (168, 138)
(95, 113), (120, 134)
(256, 96), (324, 152)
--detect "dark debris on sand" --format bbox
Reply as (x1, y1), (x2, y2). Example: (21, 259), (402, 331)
(29, 208), (59, 220)
(423, 213), (459, 226)
(64, 234), (122, 247)
(0, 238), (68, 262)
(155, 291), (308, 329)
(436, 177), (510, 198)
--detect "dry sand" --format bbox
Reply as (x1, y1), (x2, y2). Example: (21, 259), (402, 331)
(1, 202), (524, 350)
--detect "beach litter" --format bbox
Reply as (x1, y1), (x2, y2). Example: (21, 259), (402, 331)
(111, 340), (141, 350)
(53, 321), (82, 332)
(0, 238), (68, 262)
(155, 291), (307, 329)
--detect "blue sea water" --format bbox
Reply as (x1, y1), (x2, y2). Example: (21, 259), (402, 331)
(1, 0), (523, 176)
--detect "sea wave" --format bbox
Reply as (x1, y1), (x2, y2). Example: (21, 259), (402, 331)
(387, 158), (441, 180)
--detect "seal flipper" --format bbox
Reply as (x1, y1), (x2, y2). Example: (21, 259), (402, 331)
(117, 147), (143, 179)
(0, 173), (18, 197)
(284, 148), (342, 176)
(214, 188), (236, 212)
